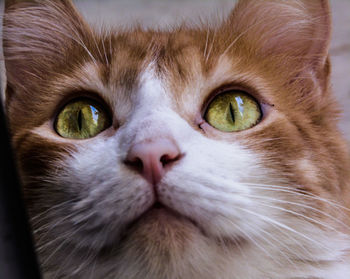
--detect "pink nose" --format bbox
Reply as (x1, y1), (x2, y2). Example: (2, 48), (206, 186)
(125, 139), (181, 185)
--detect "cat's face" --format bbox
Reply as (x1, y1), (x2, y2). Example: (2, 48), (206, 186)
(3, 0), (350, 278)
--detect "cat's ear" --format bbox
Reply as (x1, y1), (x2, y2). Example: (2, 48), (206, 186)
(3, 0), (93, 100)
(224, 0), (331, 81)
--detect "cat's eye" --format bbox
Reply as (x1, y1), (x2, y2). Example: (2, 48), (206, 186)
(55, 99), (111, 139)
(204, 91), (261, 132)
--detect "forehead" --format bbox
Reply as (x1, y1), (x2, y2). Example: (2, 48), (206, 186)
(61, 26), (282, 132)
(87, 29), (208, 116)
(106, 29), (207, 91)
(91, 28), (275, 116)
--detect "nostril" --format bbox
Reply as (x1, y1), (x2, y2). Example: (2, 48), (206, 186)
(125, 156), (143, 172)
(160, 155), (169, 166)
(160, 154), (181, 166)
(125, 138), (182, 184)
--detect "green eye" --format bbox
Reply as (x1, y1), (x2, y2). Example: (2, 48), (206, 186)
(204, 91), (261, 132)
(55, 99), (111, 139)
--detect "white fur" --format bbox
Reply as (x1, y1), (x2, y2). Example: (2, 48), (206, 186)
(31, 65), (350, 279)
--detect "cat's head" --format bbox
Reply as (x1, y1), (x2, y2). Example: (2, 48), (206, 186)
(3, 0), (350, 278)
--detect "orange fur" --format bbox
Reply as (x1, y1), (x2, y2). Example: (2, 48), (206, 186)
(3, 0), (350, 278)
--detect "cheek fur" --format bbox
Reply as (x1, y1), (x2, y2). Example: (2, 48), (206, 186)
(159, 137), (267, 239)
(38, 136), (156, 250)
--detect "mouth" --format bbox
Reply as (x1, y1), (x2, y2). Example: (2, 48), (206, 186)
(138, 202), (248, 248)
(136, 201), (188, 223)
(152, 201), (164, 209)
(122, 201), (197, 233)
(81, 199), (248, 260)
(116, 201), (247, 252)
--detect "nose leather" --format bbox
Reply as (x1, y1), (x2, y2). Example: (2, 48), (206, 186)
(125, 138), (181, 185)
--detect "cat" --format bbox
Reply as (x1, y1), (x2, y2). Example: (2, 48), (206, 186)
(3, 0), (350, 278)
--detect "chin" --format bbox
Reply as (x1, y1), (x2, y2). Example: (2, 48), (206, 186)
(93, 208), (236, 279)
(43, 206), (237, 279)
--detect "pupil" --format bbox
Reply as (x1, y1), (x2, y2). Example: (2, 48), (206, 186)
(77, 109), (82, 131)
(229, 103), (235, 123)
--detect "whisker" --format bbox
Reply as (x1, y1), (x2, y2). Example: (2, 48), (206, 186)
(36, 225), (79, 253)
(238, 207), (332, 251)
(219, 20), (263, 59)
(91, 30), (103, 64)
(33, 210), (77, 235)
(255, 215), (316, 260)
(30, 200), (73, 225)
(244, 183), (350, 212)
(194, 202), (277, 261)
(233, 222), (275, 262)
(171, 181), (339, 261)
(252, 201), (344, 233)
(244, 194), (350, 231)
(243, 221), (296, 267)
(109, 32), (113, 64)
(101, 32), (109, 66)
(203, 25), (210, 59)
(69, 30), (99, 67)
(175, 184), (336, 254)
(41, 232), (75, 266)
(179, 197), (316, 264)
(205, 29), (216, 63)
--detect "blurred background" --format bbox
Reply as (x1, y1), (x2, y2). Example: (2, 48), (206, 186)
(1, 0), (349, 145)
